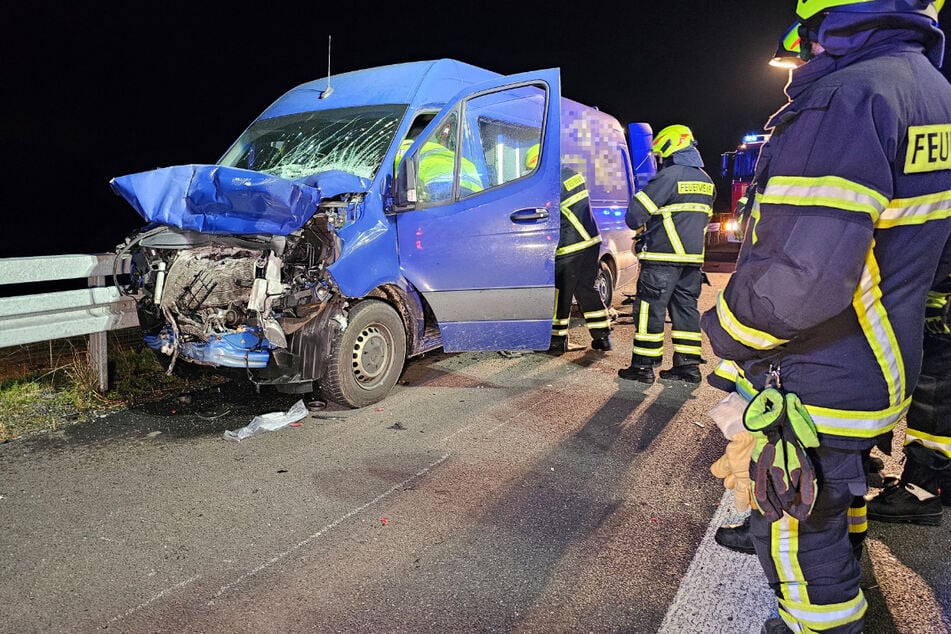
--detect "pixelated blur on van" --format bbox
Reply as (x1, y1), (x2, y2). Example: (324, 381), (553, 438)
(111, 59), (655, 408)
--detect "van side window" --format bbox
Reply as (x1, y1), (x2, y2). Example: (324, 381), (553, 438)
(462, 84), (546, 198)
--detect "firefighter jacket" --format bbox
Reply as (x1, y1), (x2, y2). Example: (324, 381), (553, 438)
(557, 167), (601, 257)
(625, 146), (714, 266)
(701, 15), (951, 450)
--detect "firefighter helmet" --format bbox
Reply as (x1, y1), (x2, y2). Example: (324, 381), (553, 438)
(652, 125), (696, 159)
(770, 22), (804, 68)
(525, 143), (539, 170)
(795, 0), (942, 21)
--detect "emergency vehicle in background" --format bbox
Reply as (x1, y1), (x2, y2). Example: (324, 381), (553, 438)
(712, 132), (768, 243)
(110, 59), (655, 408)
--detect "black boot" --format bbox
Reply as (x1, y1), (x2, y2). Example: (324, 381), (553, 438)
(545, 336), (568, 355)
(618, 365), (654, 383)
(867, 481), (943, 526)
(658, 364), (702, 383)
(591, 334), (613, 351)
(714, 517), (756, 555)
(761, 618), (793, 634)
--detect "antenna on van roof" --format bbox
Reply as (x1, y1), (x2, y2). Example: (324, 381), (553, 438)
(319, 35), (334, 99)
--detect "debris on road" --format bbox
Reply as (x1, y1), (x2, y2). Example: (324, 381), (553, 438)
(223, 399), (308, 441)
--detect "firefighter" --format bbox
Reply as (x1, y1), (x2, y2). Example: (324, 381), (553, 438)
(868, 274), (951, 524)
(526, 145), (612, 353)
(700, 2), (951, 632)
(618, 124), (714, 384)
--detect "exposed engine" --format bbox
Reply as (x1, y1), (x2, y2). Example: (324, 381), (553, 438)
(115, 198), (355, 382)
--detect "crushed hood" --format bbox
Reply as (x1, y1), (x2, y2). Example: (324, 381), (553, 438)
(110, 164), (370, 235)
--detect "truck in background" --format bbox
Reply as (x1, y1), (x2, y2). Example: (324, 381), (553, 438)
(713, 132), (768, 244)
(111, 59), (654, 408)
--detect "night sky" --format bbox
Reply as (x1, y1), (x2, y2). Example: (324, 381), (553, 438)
(5, 3), (947, 258)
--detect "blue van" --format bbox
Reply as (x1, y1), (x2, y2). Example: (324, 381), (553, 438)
(112, 59), (654, 407)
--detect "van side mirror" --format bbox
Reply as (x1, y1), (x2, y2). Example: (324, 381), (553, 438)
(391, 157), (419, 213)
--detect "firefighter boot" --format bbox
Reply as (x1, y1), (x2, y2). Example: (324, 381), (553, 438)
(713, 516), (755, 555)
(761, 618), (793, 634)
(659, 364), (702, 383)
(591, 334), (613, 351)
(868, 466), (944, 526)
(618, 364), (654, 383)
(546, 336), (568, 356)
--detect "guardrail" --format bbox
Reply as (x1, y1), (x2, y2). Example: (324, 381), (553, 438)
(0, 254), (139, 391)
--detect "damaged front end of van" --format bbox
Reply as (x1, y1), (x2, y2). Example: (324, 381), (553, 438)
(111, 103), (406, 407)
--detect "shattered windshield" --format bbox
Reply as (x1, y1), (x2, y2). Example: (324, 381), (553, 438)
(219, 105), (406, 182)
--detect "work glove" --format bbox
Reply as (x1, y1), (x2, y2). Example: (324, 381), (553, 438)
(710, 430), (756, 513)
(744, 388), (819, 523)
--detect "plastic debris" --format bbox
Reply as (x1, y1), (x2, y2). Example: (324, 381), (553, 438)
(223, 399), (308, 441)
(380, 517), (389, 525)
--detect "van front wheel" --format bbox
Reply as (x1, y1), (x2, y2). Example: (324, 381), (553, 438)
(320, 300), (407, 408)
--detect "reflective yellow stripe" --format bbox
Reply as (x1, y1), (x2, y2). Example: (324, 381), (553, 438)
(771, 515), (808, 605)
(557, 187), (601, 256)
(638, 300), (650, 333)
(714, 360), (757, 401)
(658, 202), (713, 215)
(750, 196), (762, 245)
(583, 309), (608, 320)
(804, 397), (910, 438)
(634, 190), (658, 213)
(714, 291), (790, 350)
(673, 344), (703, 355)
(671, 330), (702, 341)
(662, 211), (686, 254)
(848, 505), (868, 534)
(552, 317), (570, 326)
(639, 252), (705, 264)
(760, 175), (888, 222)
(556, 235), (601, 256)
(632, 346), (663, 358)
(634, 332), (665, 343)
(876, 190), (951, 228)
(586, 319), (610, 330)
(852, 242), (904, 408)
(779, 591), (868, 631)
(561, 189), (589, 210)
(905, 428), (951, 458)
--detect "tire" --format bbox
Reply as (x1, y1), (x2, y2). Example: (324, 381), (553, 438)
(319, 300), (407, 408)
(595, 260), (615, 309)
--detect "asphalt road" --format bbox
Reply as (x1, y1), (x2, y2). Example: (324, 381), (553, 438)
(1, 250), (949, 633)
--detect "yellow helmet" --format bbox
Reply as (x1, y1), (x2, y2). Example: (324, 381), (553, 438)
(796, 0), (942, 21)
(525, 143), (540, 170)
(652, 124), (695, 159)
(770, 22), (804, 68)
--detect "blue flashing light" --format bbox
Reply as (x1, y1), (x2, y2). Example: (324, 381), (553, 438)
(743, 134), (760, 143)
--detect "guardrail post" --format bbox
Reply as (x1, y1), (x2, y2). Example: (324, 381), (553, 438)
(88, 272), (109, 392)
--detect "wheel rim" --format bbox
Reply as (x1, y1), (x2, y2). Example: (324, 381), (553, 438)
(351, 323), (393, 386)
(596, 272), (609, 305)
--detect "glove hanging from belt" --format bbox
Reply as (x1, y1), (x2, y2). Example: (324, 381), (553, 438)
(744, 387), (820, 523)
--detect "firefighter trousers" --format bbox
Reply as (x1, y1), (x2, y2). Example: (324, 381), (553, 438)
(630, 263), (702, 367)
(905, 331), (951, 490)
(552, 245), (610, 340)
(749, 445), (870, 633)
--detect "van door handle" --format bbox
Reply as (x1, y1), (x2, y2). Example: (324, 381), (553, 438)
(510, 208), (549, 222)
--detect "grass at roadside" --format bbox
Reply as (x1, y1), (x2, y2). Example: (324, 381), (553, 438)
(0, 346), (227, 443)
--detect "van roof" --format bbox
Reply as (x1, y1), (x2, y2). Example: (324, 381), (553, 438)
(258, 59), (501, 120)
